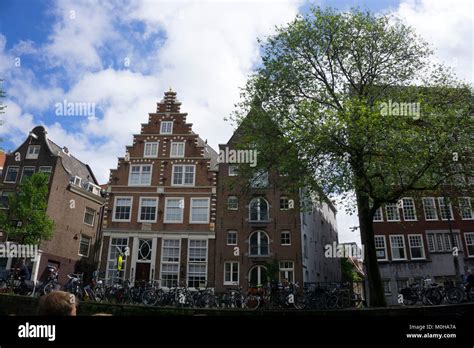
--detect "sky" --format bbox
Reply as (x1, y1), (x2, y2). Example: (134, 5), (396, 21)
(0, 0), (472, 245)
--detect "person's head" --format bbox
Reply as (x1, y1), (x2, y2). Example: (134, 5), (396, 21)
(38, 291), (77, 316)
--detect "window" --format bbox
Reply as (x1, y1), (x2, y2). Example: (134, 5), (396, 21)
(224, 262), (239, 285)
(161, 239), (180, 287)
(4, 166), (19, 183)
(26, 145), (40, 159)
(281, 231), (291, 246)
(160, 121), (173, 134)
(396, 279), (409, 291)
(385, 203), (400, 221)
(374, 235), (387, 260)
(138, 239), (152, 261)
(438, 197), (454, 220)
(280, 196), (290, 210)
(0, 191), (13, 208)
(227, 196), (238, 210)
(383, 279), (391, 293)
(138, 197), (158, 222)
(79, 235), (91, 257)
(373, 207), (383, 222)
(83, 207), (96, 226)
(228, 165), (238, 176)
(249, 197), (269, 222)
(227, 231), (237, 245)
(402, 198), (417, 221)
(249, 265), (267, 286)
(187, 240), (208, 288)
(129, 165), (152, 186)
(164, 198), (184, 223)
(427, 234), (436, 252)
(459, 197), (474, 220)
(106, 238), (128, 282)
(303, 234), (308, 259)
(113, 197), (133, 221)
(279, 261), (294, 283)
(144, 142), (159, 158)
(422, 197), (438, 221)
(170, 142), (185, 158)
(249, 231), (269, 256)
(465, 233), (474, 257)
(444, 234), (452, 251)
(172, 165), (195, 186)
(250, 171), (268, 188)
(436, 234), (444, 251)
(408, 235), (425, 259)
(190, 198), (210, 223)
(390, 235), (406, 260)
(39, 166), (52, 178)
(21, 166), (35, 183)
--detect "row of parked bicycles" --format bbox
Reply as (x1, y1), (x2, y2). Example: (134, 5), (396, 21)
(399, 278), (474, 305)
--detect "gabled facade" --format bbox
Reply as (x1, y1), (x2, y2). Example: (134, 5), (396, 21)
(99, 90), (218, 288)
(0, 126), (105, 283)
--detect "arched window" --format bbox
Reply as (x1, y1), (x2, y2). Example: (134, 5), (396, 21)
(249, 231), (269, 256)
(249, 198), (269, 221)
(248, 265), (268, 286)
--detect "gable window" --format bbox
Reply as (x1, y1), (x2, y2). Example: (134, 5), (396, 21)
(408, 235), (425, 259)
(459, 197), (474, 220)
(187, 239), (208, 288)
(438, 197), (454, 220)
(224, 262), (239, 285)
(249, 197), (269, 222)
(227, 196), (238, 210)
(227, 231), (237, 245)
(164, 198), (184, 223)
(161, 239), (180, 287)
(390, 235), (406, 260)
(129, 165), (152, 186)
(113, 197), (133, 221)
(190, 198), (210, 223)
(280, 196), (290, 210)
(83, 207), (96, 226)
(465, 233), (474, 257)
(281, 231), (291, 246)
(172, 165), (195, 186)
(21, 166), (35, 183)
(249, 230), (269, 256)
(402, 198), (417, 221)
(26, 145), (40, 159)
(170, 142), (185, 158)
(138, 197), (158, 222)
(385, 203), (400, 221)
(422, 197), (438, 221)
(144, 142), (159, 158)
(79, 235), (91, 257)
(160, 121), (173, 134)
(374, 235), (387, 260)
(373, 207), (383, 222)
(4, 166), (20, 183)
(228, 165), (238, 176)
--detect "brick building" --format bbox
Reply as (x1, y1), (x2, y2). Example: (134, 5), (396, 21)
(0, 126), (105, 283)
(99, 90), (218, 288)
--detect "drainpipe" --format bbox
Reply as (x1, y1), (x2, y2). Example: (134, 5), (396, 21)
(443, 195), (461, 282)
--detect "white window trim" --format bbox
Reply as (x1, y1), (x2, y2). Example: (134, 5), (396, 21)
(20, 166), (36, 182)
(39, 166), (52, 173)
(427, 234), (436, 252)
(390, 234), (407, 261)
(422, 197), (438, 221)
(226, 231), (238, 246)
(249, 197), (270, 222)
(137, 197), (159, 223)
(373, 207), (384, 222)
(402, 197), (417, 221)
(281, 231), (291, 246)
(438, 197), (455, 221)
(160, 238), (181, 288)
(189, 197), (210, 224)
(128, 164), (153, 186)
(408, 234), (425, 260)
(228, 165), (238, 176)
(164, 197), (184, 223)
(160, 121), (173, 134)
(459, 197), (474, 220)
(112, 196), (133, 222)
(223, 261), (239, 285)
(278, 261), (295, 282)
(4, 166), (20, 183)
(385, 203), (400, 222)
(465, 232), (474, 258)
(78, 234), (91, 257)
(227, 196), (238, 210)
(83, 207), (96, 226)
(374, 235), (388, 261)
(26, 145), (40, 159)
(143, 141), (159, 158)
(187, 239), (208, 288)
(171, 164), (196, 186)
(170, 141), (185, 158)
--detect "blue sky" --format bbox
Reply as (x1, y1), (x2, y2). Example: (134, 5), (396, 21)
(0, 0), (472, 244)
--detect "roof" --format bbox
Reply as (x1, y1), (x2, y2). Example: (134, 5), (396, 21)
(196, 137), (219, 171)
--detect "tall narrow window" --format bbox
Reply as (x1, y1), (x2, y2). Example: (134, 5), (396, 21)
(161, 239), (180, 287)
(106, 238), (128, 282)
(438, 197), (454, 220)
(79, 235), (91, 257)
(187, 240), (208, 288)
(390, 235), (406, 260)
(249, 231), (269, 256)
(373, 207), (384, 222)
(4, 166), (20, 183)
(249, 198), (269, 222)
(408, 235), (425, 259)
(279, 261), (294, 282)
(402, 198), (417, 221)
(422, 197), (438, 221)
(459, 197), (474, 220)
(138, 197), (158, 222)
(224, 262), (239, 285)
(374, 235), (387, 260)
(385, 203), (400, 221)
(465, 233), (474, 257)
(227, 231), (237, 245)
(83, 207), (96, 226)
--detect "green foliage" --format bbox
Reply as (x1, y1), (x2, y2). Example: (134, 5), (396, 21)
(341, 258), (362, 282)
(0, 173), (54, 244)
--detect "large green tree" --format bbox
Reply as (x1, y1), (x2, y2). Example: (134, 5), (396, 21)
(0, 172), (54, 244)
(233, 7), (473, 307)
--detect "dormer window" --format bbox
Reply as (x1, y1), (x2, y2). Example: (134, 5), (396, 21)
(26, 145), (40, 159)
(160, 121), (173, 134)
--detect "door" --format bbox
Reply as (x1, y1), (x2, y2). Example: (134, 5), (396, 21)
(135, 263), (151, 282)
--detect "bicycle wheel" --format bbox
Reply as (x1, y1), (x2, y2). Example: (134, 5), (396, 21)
(326, 295), (338, 309)
(142, 289), (159, 306)
(293, 293), (306, 310)
(423, 288), (443, 305)
(243, 295), (260, 310)
(445, 287), (464, 304)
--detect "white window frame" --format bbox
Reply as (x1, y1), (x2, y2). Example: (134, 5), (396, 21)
(83, 207), (96, 226)
(187, 239), (208, 288)
(385, 203), (400, 222)
(171, 164), (195, 186)
(20, 166), (36, 182)
(438, 197), (454, 221)
(390, 235), (407, 260)
(78, 234), (91, 257)
(459, 197), (474, 220)
(227, 196), (238, 210)
(170, 142), (185, 158)
(228, 165), (238, 176)
(224, 261), (239, 285)
(160, 121), (173, 134)
(408, 234), (425, 260)
(26, 145), (40, 159)
(465, 233), (474, 257)
(106, 238), (128, 283)
(279, 261), (295, 283)
(128, 164), (152, 186)
(249, 197), (270, 222)
(402, 197), (417, 221)
(281, 231), (291, 246)
(112, 196), (133, 222)
(164, 197), (184, 223)
(4, 166), (20, 183)
(226, 231), (237, 245)
(374, 235), (388, 261)
(39, 166), (52, 176)
(373, 207), (384, 222)
(137, 197), (158, 223)
(143, 141), (159, 158)
(189, 197), (210, 224)
(427, 234), (436, 252)
(160, 239), (181, 288)
(422, 197), (438, 221)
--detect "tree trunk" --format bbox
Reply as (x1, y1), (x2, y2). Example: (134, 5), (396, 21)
(355, 187), (387, 307)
